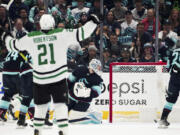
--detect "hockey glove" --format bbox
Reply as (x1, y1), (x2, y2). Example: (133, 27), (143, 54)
(73, 82), (91, 98)
(1, 31), (13, 42)
(88, 14), (100, 24)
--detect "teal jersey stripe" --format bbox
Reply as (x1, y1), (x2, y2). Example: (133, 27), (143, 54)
(164, 102), (174, 110)
(68, 94), (78, 103)
(20, 105), (28, 113)
(20, 69), (33, 76)
(0, 100), (10, 109)
(3, 71), (20, 75)
(92, 85), (101, 96)
(68, 73), (76, 82)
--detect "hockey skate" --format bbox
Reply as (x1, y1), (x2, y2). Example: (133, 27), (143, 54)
(8, 104), (18, 121)
(44, 111), (53, 128)
(16, 114), (28, 128)
(0, 109), (7, 124)
(59, 131), (64, 135)
(158, 119), (170, 129)
(34, 129), (42, 135)
(44, 118), (53, 128)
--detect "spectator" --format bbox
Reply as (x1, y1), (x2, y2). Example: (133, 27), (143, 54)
(33, 7), (46, 29)
(95, 25), (110, 49)
(126, 0), (134, 10)
(117, 47), (136, 62)
(143, 0), (155, 9)
(9, 0), (29, 21)
(132, 0), (147, 22)
(159, 0), (171, 24)
(104, 11), (121, 36)
(168, 9), (180, 36)
(103, 48), (116, 72)
(110, 0), (127, 23)
(33, 13), (41, 31)
(159, 37), (176, 62)
(23, 0), (36, 9)
(142, 9), (161, 38)
(77, 45), (99, 67)
(89, 0), (108, 19)
(121, 10), (138, 37)
(158, 20), (178, 43)
(130, 22), (153, 61)
(107, 33), (121, 58)
(67, 43), (83, 71)
(19, 8), (33, 32)
(11, 18), (28, 39)
(71, 0), (89, 23)
(104, 0), (115, 10)
(51, 0), (74, 28)
(0, 5), (11, 31)
(29, 0), (50, 23)
(140, 43), (155, 62)
(74, 12), (88, 28)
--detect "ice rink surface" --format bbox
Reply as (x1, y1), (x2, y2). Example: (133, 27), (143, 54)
(0, 122), (180, 135)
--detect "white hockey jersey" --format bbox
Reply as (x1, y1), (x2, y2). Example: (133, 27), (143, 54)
(5, 21), (97, 84)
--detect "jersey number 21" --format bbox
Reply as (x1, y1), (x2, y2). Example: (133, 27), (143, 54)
(37, 43), (56, 65)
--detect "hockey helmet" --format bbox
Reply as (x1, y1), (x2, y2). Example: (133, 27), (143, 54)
(89, 59), (102, 76)
(40, 14), (55, 30)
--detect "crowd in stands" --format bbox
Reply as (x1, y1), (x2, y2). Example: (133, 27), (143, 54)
(0, 0), (180, 72)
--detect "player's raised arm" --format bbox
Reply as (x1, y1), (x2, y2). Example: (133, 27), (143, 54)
(76, 14), (100, 42)
(0, 28), (29, 52)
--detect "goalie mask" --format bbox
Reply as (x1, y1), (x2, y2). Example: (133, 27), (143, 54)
(89, 59), (102, 76)
(40, 14), (55, 30)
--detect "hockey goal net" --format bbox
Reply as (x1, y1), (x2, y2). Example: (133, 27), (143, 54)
(109, 62), (169, 123)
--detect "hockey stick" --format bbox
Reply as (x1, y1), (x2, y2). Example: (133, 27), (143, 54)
(19, 52), (33, 67)
(6, 0), (14, 31)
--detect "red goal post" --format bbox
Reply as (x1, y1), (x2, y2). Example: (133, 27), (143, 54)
(109, 62), (167, 123)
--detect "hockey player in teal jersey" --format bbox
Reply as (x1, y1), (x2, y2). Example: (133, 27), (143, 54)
(159, 48), (180, 128)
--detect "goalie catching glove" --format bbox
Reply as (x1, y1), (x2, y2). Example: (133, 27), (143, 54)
(73, 82), (91, 98)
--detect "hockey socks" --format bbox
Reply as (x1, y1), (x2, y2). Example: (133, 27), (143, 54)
(161, 102), (174, 120)
(45, 110), (53, 127)
(54, 103), (68, 135)
(33, 104), (48, 130)
(17, 113), (28, 127)
(0, 100), (10, 110)
(0, 100), (10, 121)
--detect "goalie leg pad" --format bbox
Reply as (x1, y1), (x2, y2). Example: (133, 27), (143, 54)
(69, 110), (102, 124)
